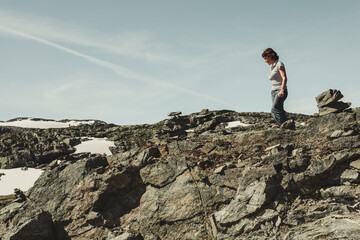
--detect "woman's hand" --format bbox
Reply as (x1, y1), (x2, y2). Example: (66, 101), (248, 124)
(278, 90), (285, 98)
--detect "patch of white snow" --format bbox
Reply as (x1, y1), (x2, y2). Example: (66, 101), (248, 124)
(0, 168), (43, 196)
(225, 121), (252, 128)
(74, 137), (115, 156)
(0, 118), (95, 129)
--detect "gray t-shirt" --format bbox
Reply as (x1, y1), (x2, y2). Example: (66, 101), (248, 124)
(269, 61), (285, 90)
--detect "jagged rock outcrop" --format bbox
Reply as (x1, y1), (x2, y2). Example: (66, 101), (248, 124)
(6, 211), (54, 240)
(0, 120), (112, 169)
(316, 89), (351, 115)
(1, 109), (360, 239)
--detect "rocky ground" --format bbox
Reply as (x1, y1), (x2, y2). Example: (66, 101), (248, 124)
(1, 108), (360, 239)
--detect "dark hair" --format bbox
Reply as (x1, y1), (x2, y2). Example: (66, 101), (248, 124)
(262, 48), (279, 60)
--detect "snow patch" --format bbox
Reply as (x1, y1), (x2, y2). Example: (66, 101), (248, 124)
(0, 168), (43, 196)
(74, 137), (115, 156)
(0, 118), (95, 129)
(225, 121), (252, 128)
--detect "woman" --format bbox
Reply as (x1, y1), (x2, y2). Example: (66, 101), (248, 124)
(262, 48), (288, 127)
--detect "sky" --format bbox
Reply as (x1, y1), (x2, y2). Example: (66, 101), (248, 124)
(0, 0), (359, 125)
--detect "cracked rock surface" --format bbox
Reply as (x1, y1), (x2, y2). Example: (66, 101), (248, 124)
(1, 109), (360, 239)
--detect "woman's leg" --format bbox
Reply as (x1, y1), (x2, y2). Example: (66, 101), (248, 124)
(271, 89), (288, 125)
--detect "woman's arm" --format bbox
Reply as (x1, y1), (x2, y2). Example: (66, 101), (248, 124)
(278, 66), (287, 97)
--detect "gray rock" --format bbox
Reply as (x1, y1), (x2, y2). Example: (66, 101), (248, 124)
(86, 211), (103, 226)
(340, 169), (359, 184)
(318, 102), (351, 115)
(350, 159), (360, 170)
(315, 89), (351, 115)
(320, 185), (360, 200)
(280, 119), (295, 130)
(199, 109), (209, 115)
(220, 208), (278, 239)
(214, 165), (227, 174)
(168, 111), (182, 117)
(132, 146), (160, 167)
(14, 188), (26, 202)
(315, 89), (344, 108)
(214, 180), (268, 225)
(344, 129), (355, 137)
(332, 135), (360, 149)
(137, 170), (210, 233)
(5, 211), (53, 240)
(108, 230), (140, 240)
(283, 214), (360, 240)
(330, 130), (345, 138)
(167, 140), (201, 153)
(140, 156), (188, 187)
(305, 154), (336, 177)
(265, 144), (281, 153)
(281, 173), (295, 190)
(194, 118), (219, 132)
(0, 202), (23, 221)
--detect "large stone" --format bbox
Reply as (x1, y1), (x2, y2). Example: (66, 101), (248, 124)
(5, 211), (53, 240)
(320, 185), (360, 200)
(350, 159), (360, 170)
(318, 102), (351, 115)
(340, 169), (359, 184)
(136, 171), (214, 239)
(305, 154), (336, 177)
(283, 214), (360, 240)
(142, 171), (206, 222)
(168, 111), (182, 117)
(25, 155), (109, 220)
(315, 89), (351, 115)
(0, 202), (23, 221)
(140, 156), (188, 187)
(214, 180), (268, 225)
(315, 89), (343, 108)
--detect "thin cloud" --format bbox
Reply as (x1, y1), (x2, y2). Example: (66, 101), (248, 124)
(44, 78), (87, 99)
(0, 9), (185, 64)
(0, 9), (260, 69)
(0, 24), (236, 108)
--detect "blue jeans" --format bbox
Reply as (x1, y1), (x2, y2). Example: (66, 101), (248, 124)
(271, 89), (288, 125)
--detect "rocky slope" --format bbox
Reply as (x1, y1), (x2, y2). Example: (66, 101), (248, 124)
(1, 108), (360, 239)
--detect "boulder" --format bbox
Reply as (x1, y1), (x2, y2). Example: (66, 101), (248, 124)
(315, 89), (351, 115)
(214, 180), (269, 225)
(168, 111), (182, 117)
(5, 211), (54, 240)
(284, 214), (360, 240)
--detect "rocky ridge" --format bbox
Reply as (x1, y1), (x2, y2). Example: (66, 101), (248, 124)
(1, 107), (360, 239)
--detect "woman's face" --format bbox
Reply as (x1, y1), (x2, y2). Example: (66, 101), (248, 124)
(263, 56), (275, 65)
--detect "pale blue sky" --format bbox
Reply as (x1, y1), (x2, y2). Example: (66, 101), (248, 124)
(0, 0), (359, 124)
